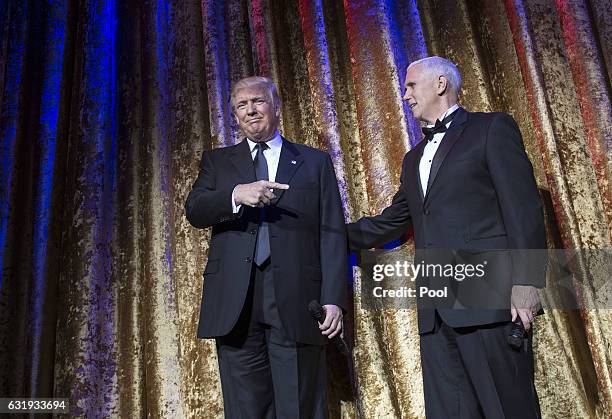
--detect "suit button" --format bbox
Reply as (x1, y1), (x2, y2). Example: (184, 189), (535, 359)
(245, 257), (252, 263)
(423, 208), (430, 215)
(250, 229), (257, 235)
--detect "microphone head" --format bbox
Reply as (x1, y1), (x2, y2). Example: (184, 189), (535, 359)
(507, 335), (523, 350)
(308, 300), (321, 311)
(507, 320), (525, 350)
(308, 300), (325, 321)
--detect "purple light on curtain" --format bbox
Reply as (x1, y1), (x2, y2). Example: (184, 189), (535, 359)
(29, 0), (68, 392)
(297, 0), (349, 215)
(249, 0), (272, 77)
(153, 0), (176, 308)
(202, 0), (234, 148)
(67, 0), (119, 415)
(0, 2), (28, 291)
(383, 0), (428, 148)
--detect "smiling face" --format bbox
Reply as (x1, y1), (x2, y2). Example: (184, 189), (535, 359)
(232, 85), (280, 142)
(403, 63), (445, 124)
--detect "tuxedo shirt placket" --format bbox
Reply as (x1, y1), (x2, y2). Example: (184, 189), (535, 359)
(419, 105), (459, 196)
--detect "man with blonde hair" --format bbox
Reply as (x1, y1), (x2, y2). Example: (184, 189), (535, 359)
(186, 76), (347, 418)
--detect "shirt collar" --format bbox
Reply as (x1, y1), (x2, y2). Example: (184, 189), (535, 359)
(426, 104), (460, 128)
(247, 131), (282, 153)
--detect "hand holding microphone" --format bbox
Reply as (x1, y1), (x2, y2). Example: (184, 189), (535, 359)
(308, 300), (350, 356)
(509, 285), (542, 349)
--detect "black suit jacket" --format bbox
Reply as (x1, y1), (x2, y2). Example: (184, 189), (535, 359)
(348, 108), (547, 333)
(186, 137), (348, 345)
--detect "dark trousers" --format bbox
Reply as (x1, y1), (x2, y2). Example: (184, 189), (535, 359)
(216, 262), (327, 419)
(420, 311), (541, 419)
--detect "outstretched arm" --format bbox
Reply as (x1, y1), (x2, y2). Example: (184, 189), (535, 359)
(347, 156), (412, 249)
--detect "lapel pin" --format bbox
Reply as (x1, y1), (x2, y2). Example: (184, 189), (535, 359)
(291, 160), (297, 165)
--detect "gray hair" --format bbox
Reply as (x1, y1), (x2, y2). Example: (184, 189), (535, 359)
(230, 76), (281, 112)
(408, 56), (462, 98)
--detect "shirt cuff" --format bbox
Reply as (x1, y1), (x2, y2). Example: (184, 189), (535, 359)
(231, 186), (241, 213)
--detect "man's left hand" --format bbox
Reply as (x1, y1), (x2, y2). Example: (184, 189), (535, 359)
(319, 304), (343, 339)
(511, 285), (542, 331)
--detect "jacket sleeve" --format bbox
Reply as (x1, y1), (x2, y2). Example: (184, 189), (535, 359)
(346, 155), (412, 249)
(185, 150), (241, 229)
(319, 154), (349, 313)
(485, 113), (547, 287)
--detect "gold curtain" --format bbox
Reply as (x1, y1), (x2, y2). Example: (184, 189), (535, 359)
(0, 0), (610, 417)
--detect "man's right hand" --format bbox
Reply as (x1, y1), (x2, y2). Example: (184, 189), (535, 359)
(233, 180), (289, 208)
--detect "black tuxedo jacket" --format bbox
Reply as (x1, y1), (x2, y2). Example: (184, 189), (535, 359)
(348, 108), (547, 333)
(186, 137), (348, 345)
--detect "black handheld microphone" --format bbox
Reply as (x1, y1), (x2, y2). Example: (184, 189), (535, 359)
(507, 319), (526, 350)
(308, 300), (350, 356)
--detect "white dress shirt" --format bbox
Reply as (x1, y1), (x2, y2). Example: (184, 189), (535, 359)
(419, 104), (460, 196)
(232, 131), (283, 212)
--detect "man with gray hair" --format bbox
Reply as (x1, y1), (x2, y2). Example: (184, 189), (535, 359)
(186, 76), (347, 418)
(348, 56), (546, 418)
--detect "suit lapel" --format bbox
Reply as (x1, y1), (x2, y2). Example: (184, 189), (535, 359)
(273, 137), (303, 204)
(425, 108), (468, 201)
(229, 139), (256, 184)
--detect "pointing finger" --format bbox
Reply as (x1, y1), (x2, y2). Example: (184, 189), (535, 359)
(265, 182), (289, 190)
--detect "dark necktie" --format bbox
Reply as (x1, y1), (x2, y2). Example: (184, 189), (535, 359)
(422, 109), (458, 142)
(253, 143), (270, 266)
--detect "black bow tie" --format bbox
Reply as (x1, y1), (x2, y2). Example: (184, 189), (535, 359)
(422, 110), (458, 141)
